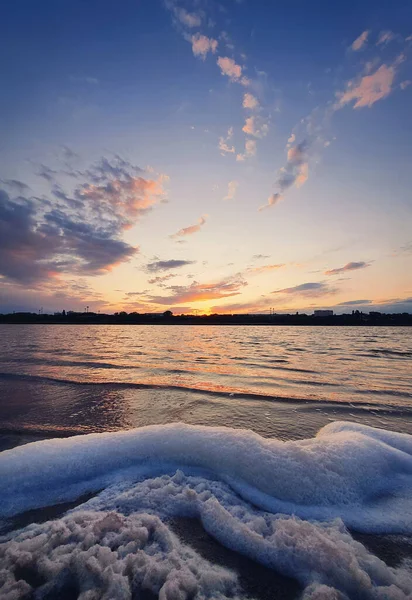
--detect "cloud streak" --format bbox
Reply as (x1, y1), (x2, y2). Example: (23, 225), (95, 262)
(325, 261), (370, 275)
(146, 259), (195, 272)
(272, 281), (337, 297)
(170, 215), (207, 238)
(351, 30), (369, 51)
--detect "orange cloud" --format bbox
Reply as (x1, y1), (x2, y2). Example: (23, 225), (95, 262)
(78, 175), (166, 228)
(148, 277), (246, 305)
(242, 116), (268, 138)
(170, 215), (207, 238)
(248, 263), (285, 274)
(337, 58), (404, 108)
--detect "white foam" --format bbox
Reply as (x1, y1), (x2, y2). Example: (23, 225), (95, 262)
(1, 421), (412, 533)
(1, 422), (412, 599)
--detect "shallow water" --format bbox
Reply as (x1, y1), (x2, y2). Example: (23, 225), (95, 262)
(0, 324), (411, 443)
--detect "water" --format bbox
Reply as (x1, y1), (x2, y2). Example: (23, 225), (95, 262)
(2, 324), (412, 600)
(0, 324), (411, 443)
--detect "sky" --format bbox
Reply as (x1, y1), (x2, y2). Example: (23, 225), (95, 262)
(1, 0), (412, 315)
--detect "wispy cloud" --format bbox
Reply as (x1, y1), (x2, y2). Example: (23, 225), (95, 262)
(148, 276), (246, 305)
(146, 259), (195, 272)
(147, 273), (175, 286)
(377, 30), (395, 46)
(170, 215), (207, 238)
(325, 261), (370, 275)
(236, 139), (257, 161)
(258, 193), (283, 211)
(248, 263), (285, 275)
(191, 33), (218, 59)
(168, 4), (202, 28)
(351, 30), (369, 51)
(335, 299), (372, 306)
(223, 180), (238, 201)
(272, 281), (337, 297)
(337, 55), (404, 109)
(1, 179), (30, 193)
(219, 127), (235, 155)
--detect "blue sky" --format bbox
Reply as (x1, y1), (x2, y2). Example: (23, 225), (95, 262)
(1, 0), (411, 314)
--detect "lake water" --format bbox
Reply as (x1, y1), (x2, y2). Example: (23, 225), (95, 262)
(2, 324), (412, 600)
(0, 324), (411, 444)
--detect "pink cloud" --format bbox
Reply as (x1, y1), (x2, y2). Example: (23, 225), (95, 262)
(191, 34), (218, 60)
(243, 93), (259, 109)
(351, 30), (369, 51)
(170, 215), (207, 238)
(337, 58), (404, 108)
(217, 56), (243, 81)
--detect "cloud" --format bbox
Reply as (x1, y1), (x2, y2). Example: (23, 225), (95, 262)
(218, 127), (235, 155)
(243, 93), (259, 109)
(147, 273), (175, 286)
(191, 34), (218, 59)
(258, 193), (283, 211)
(217, 57), (248, 84)
(171, 6), (201, 28)
(272, 281), (337, 297)
(0, 157), (167, 286)
(1, 179), (30, 193)
(242, 116), (268, 138)
(265, 140), (309, 204)
(69, 75), (99, 85)
(337, 57), (404, 109)
(38, 164), (58, 182)
(148, 276), (246, 305)
(236, 139), (257, 161)
(252, 254), (271, 260)
(351, 30), (369, 51)
(170, 215), (207, 238)
(400, 80), (411, 90)
(146, 259), (195, 272)
(325, 261), (370, 275)
(248, 263), (285, 274)
(335, 299), (372, 306)
(287, 133), (296, 144)
(377, 30), (394, 46)
(223, 180), (238, 201)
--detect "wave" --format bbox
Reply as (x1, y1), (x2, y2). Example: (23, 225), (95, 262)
(1, 422), (412, 600)
(2, 371), (412, 412)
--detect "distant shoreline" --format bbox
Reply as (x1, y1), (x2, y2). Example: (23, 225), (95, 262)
(1, 313), (412, 326)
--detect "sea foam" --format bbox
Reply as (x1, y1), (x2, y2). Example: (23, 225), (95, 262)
(1, 421), (412, 599)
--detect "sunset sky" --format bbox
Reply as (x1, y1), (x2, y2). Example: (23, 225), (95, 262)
(1, 0), (411, 314)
